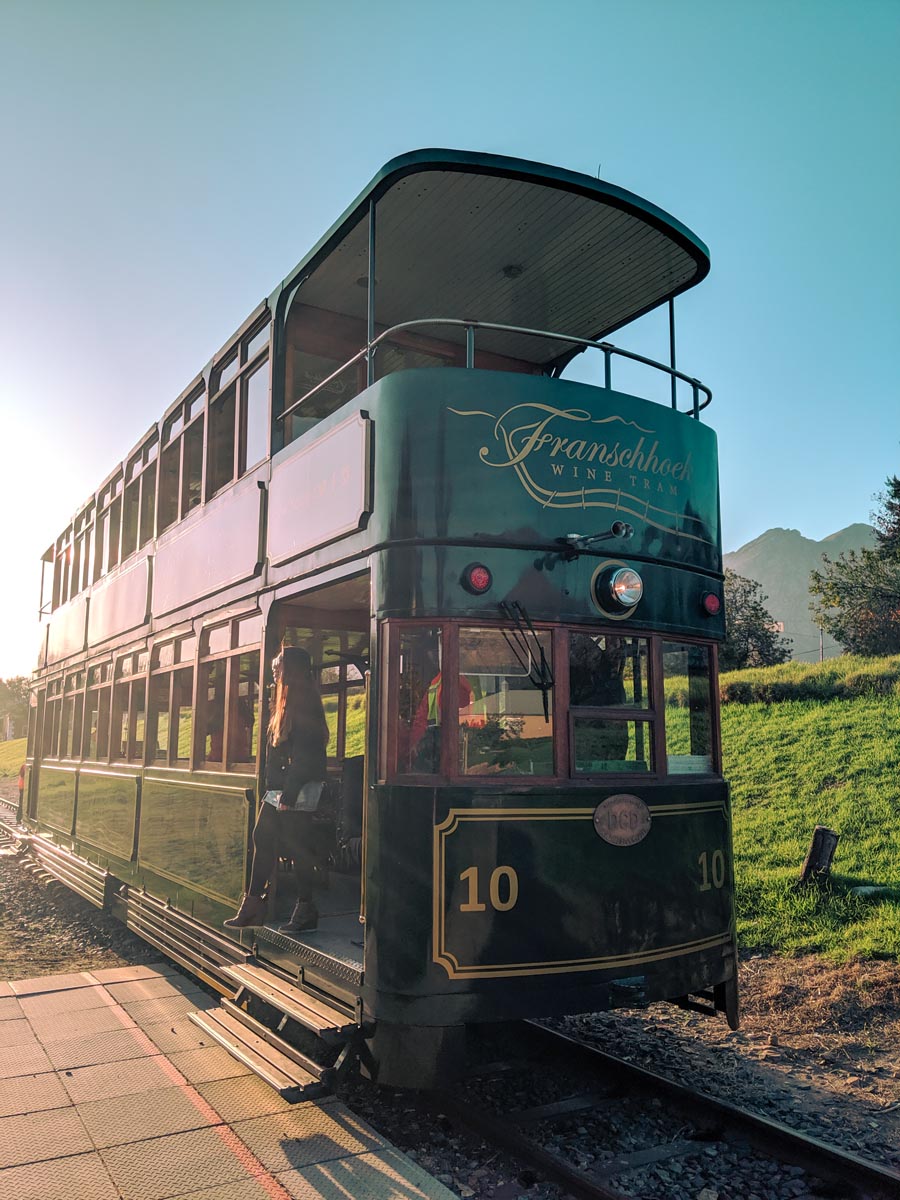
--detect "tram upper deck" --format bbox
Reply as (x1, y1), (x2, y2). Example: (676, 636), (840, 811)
(38, 149), (719, 670)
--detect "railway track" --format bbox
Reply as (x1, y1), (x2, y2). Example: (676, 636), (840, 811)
(432, 1021), (900, 1200)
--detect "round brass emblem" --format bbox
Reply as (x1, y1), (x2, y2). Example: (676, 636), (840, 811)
(593, 794), (652, 846)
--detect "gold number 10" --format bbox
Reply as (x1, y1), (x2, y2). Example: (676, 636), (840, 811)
(459, 866), (519, 912)
(698, 849), (726, 891)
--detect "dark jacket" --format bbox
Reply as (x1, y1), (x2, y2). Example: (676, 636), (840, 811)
(265, 725), (327, 807)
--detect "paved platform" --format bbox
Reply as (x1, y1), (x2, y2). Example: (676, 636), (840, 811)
(0, 963), (455, 1200)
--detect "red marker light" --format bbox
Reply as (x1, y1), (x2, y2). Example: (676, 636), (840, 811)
(702, 591), (721, 616)
(462, 563), (493, 594)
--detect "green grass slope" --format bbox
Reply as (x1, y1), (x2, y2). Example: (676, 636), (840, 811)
(720, 657), (900, 960)
(0, 738), (26, 778)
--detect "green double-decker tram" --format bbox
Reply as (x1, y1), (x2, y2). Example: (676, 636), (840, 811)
(24, 150), (737, 1087)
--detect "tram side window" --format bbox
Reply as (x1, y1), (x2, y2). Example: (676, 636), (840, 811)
(395, 626), (443, 775)
(662, 642), (714, 774)
(158, 387), (206, 535)
(197, 617), (261, 771)
(82, 669), (112, 761)
(94, 474), (123, 580)
(60, 673), (84, 759)
(111, 655), (148, 762)
(207, 320), (272, 499)
(147, 638), (196, 765)
(458, 628), (554, 777)
(121, 438), (158, 560)
(282, 299), (365, 447)
(569, 634), (653, 774)
(42, 683), (61, 758)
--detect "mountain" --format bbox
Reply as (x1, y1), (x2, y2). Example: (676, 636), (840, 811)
(723, 524), (875, 661)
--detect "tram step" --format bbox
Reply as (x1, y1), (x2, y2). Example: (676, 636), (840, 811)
(188, 1006), (329, 1100)
(224, 962), (358, 1043)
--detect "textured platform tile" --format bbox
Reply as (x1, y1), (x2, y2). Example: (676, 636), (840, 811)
(103, 976), (208, 1004)
(197, 1073), (298, 1123)
(230, 1103), (384, 1174)
(0, 1019), (38, 1050)
(168, 1045), (254, 1085)
(46, 1025), (151, 1070)
(99, 1125), (260, 1200)
(19, 984), (113, 1019)
(0, 1072), (70, 1118)
(166, 1179), (287, 1200)
(143, 1014), (216, 1055)
(277, 1148), (459, 1200)
(122, 993), (215, 1027)
(59, 1052), (175, 1104)
(8, 971), (94, 996)
(0, 998), (24, 1023)
(88, 962), (180, 984)
(0, 1040), (53, 1079)
(76, 1083), (217, 1148)
(26, 1002), (131, 1042)
(0, 1150), (121, 1200)
(0, 1106), (93, 1169)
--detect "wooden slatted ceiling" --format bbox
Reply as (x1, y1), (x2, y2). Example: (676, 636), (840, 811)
(299, 169), (699, 368)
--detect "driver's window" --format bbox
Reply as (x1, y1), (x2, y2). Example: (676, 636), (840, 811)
(457, 627), (553, 777)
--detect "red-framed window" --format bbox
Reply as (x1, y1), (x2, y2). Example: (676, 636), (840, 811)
(380, 620), (720, 784)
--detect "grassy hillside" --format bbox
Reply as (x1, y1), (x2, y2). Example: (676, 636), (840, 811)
(720, 656), (900, 960)
(0, 738), (26, 778)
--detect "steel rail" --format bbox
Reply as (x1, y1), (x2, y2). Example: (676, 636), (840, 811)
(521, 1020), (900, 1200)
(278, 317), (712, 424)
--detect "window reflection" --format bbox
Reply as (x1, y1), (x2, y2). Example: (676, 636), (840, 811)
(663, 642), (713, 774)
(458, 628), (553, 776)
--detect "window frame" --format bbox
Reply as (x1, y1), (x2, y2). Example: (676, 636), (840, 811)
(381, 619), (721, 784)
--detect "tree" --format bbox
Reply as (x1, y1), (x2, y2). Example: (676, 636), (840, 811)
(0, 676), (30, 738)
(809, 476), (900, 656)
(721, 569), (792, 671)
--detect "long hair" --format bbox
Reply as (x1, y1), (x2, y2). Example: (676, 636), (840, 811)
(268, 647), (328, 748)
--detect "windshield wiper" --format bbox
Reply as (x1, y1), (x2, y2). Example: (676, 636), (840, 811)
(498, 600), (554, 722)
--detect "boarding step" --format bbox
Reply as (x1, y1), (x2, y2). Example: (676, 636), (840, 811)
(224, 961), (359, 1044)
(189, 1003), (330, 1100)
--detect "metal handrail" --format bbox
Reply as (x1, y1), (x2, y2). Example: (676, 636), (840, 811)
(278, 317), (712, 423)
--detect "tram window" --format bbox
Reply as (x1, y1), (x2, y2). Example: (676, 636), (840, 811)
(663, 642), (714, 774)
(121, 479), (139, 558)
(139, 460), (157, 546)
(569, 634), (650, 708)
(111, 681), (130, 760)
(148, 674), (170, 762)
(172, 667), (193, 763)
(199, 659), (227, 764)
(228, 652), (260, 768)
(573, 717), (654, 774)
(458, 628), (554, 777)
(182, 417), (204, 516)
(207, 384), (236, 498)
(131, 683), (146, 761)
(396, 626), (443, 775)
(242, 360), (269, 472)
(157, 440), (180, 534)
(42, 698), (58, 758)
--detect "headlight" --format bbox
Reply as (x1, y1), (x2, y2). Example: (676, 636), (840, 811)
(609, 567), (643, 609)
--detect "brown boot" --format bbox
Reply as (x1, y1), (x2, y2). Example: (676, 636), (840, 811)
(279, 900), (318, 934)
(224, 894), (267, 928)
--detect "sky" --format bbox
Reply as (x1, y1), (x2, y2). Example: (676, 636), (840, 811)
(0, 0), (897, 679)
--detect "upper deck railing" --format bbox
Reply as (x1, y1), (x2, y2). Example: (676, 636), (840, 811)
(279, 318), (713, 426)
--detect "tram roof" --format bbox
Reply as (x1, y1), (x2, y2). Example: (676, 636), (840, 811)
(275, 148), (710, 369)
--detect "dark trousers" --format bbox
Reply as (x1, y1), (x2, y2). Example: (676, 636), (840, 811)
(248, 803), (315, 901)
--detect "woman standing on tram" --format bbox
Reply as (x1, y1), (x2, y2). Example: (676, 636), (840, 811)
(225, 646), (328, 933)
